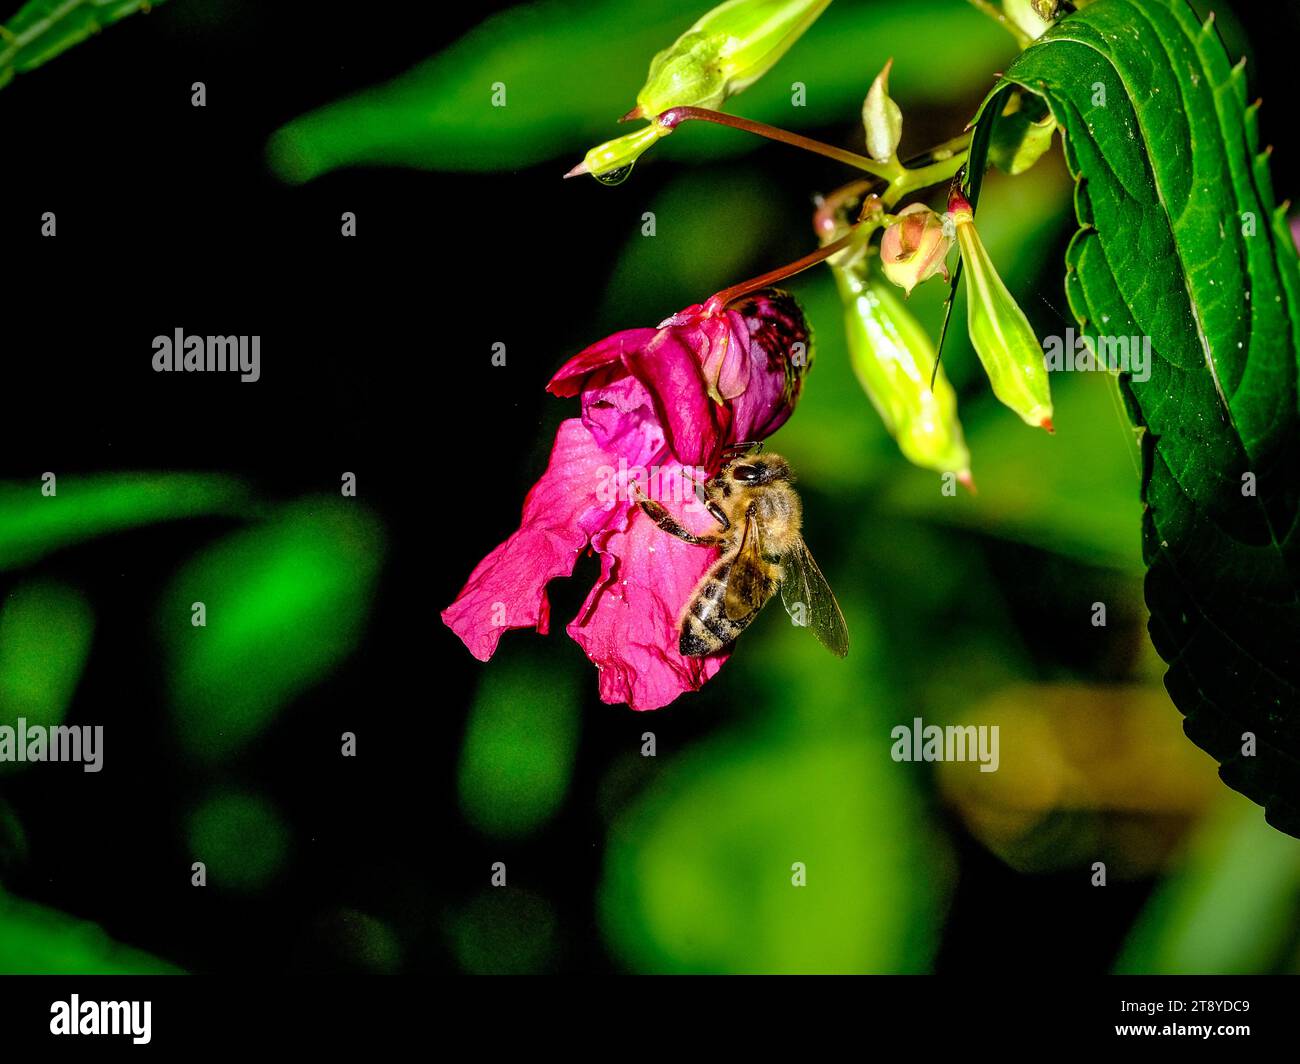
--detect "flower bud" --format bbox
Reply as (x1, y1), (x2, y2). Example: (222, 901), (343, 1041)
(548, 288), (810, 468)
(949, 190), (1054, 431)
(565, 121), (671, 182)
(833, 258), (971, 480)
(570, 0), (828, 181)
(862, 58), (903, 164)
(634, 0), (831, 117)
(880, 203), (952, 296)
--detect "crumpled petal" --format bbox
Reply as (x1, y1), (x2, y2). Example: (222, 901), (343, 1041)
(569, 483), (727, 711)
(579, 369), (666, 468)
(725, 291), (808, 443)
(445, 288), (811, 711)
(440, 419), (625, 661)
(622, 324), (722, 468)
(547, 328), (658, 398)
(696, 310), (752, 402)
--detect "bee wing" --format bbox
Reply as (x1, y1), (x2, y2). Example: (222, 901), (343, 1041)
(723, 508), (775, 621)
(779, 537), (849, 657)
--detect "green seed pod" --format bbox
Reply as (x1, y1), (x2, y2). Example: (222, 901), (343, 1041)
(833, 257), (972, 480)
(634, 0), (832, 118)
(950, 190), (1054, 431)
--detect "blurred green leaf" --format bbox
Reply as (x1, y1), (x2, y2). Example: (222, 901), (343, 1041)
(161, 497), (385, 759)
(0, 798), (28, 875)
(0, 581), (94, 746)
(0, 0), (168, 90)
(446, 889), (558, 974)
(596, 165), (784, 331)
(600, 730), (949, 973)
(267, 0), (1012, 181)
(0, 472), (252, 570)
(1116, 794), (1300, 973)
(0, 889), (179, 973)
(883, 373), (1144, 571)
(457, 644), (581, 838)
(317, 908), (402, 973)
(187, 790), (290, 892)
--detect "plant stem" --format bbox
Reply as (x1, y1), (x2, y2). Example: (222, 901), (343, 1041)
(814, 181), (879, 239)
(964, 0), (1034, 48)
(882, 135), (972, 206)
(658, 106), (970, 208)
(707, 227), (870, 309)
(674, 119), (970, 309)
(658, 107), (899, 180)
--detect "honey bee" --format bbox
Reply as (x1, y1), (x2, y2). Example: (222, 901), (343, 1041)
(636, 445), (849, 658)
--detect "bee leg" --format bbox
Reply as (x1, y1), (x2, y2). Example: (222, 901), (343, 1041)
(634, 490), (722, 546)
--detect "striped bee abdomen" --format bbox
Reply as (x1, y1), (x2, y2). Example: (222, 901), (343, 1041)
(680, 557), (762, 656)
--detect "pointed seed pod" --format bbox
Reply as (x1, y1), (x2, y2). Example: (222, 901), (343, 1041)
(833, 257), (972, 479)
(949, 189), (1054, 431)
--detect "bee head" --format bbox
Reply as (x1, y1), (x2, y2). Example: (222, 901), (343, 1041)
(726, 454), (791, 486)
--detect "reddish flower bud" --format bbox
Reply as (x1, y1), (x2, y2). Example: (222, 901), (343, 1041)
(880, 203), (952, 296)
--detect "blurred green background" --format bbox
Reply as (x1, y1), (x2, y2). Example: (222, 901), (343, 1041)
(1, 0), (1298, 975)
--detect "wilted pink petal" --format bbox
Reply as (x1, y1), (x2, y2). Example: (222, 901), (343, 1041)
(569, 473), (727, 711)
(439, 419), (619, 661)
(697, 312), (752, 402)
(579, 370), (667, 470)
(547, 328), (658, 398)
(443, 289), (811, 711)
(726, 291), (808, 442)
(622, 324), (722, 467)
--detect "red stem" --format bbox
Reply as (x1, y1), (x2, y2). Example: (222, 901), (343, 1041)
(707, 230), (861, 310)
(658, 107), (888, 174)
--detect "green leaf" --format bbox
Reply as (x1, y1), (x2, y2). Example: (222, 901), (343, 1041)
(0, 473), (253, 570)
(1116, 794), (1300, 973)
(0, 888), (180, 973)
(985, 88), (1056, 176)
(160, 498), (386, 760)
(457, 644), (581, 839)
(600, 731), (948, 972)
(0, 582), (94, 746)
(266, 0), (1012, 181)
(0, 0), (167, 90)
(186, 790), (290, 892)
(969, 0), (1300, 834)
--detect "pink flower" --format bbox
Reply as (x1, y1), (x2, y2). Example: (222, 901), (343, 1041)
(442, 290), (810, 711)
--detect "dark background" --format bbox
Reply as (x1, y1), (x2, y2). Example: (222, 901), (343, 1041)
(1, 0), (1297, 974)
